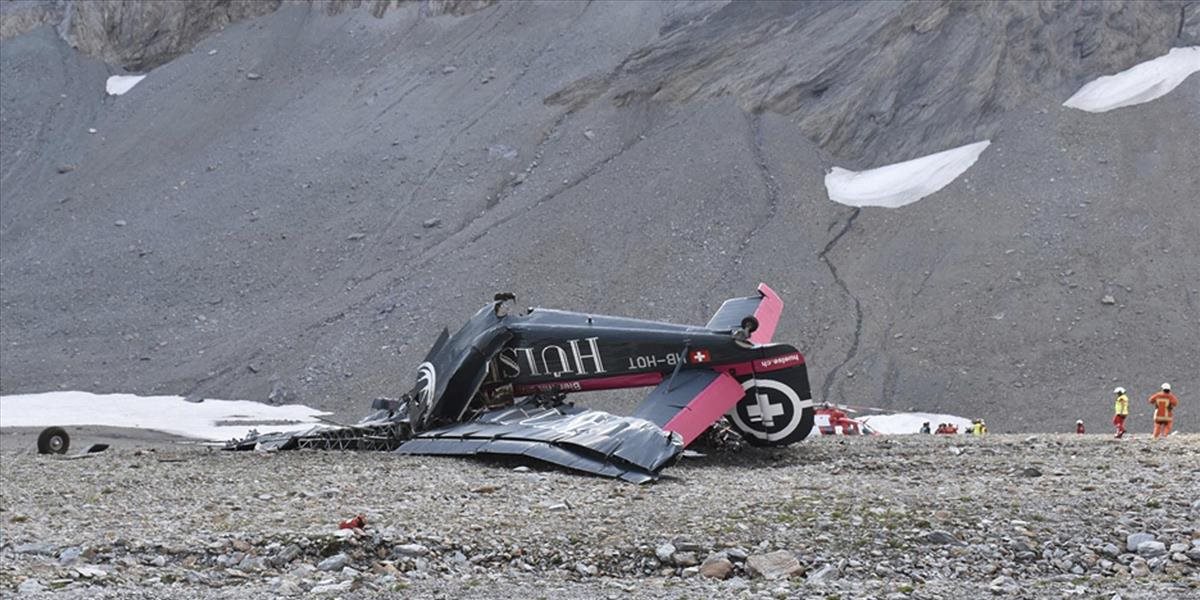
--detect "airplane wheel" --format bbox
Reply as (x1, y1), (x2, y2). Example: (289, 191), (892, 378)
(726, 379), (814, 447)
(740, 316), (759, 334)
(37, 427), (70, 455)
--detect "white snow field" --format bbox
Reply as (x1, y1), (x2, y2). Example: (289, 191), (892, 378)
(823, 140), (991, 208)
(858, 412), (974, 435)
(1064, 46), (1200, 113)
(0, 391), (329, 441)
(105, 74), (146, 95)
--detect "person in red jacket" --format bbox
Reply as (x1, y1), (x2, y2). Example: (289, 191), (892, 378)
(1148, 383), (1179, 439)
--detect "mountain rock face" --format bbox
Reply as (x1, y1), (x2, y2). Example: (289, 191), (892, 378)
(0, 1), (495, 70)
(1, 1), (1197, 432)
(551, 0), (1192, 165)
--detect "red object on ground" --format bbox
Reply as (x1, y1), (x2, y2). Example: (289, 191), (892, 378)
(339, 515), (366, 530)
(1076, 422), (1085, 434)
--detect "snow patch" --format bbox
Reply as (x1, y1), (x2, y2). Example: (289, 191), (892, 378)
(0, 391), (329, 441)
(105, 75), (146, 96)
(858, 412), (973, 435)
(1064, 47), (1200, 113)
(824, 141), (990, 208)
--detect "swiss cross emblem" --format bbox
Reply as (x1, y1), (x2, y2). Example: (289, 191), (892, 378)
(690, 349), (711, 364)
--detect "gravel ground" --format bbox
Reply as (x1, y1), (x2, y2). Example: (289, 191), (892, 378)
(2, 433), (1197, 598)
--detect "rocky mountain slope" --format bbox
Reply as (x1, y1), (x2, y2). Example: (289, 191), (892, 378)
(1, 0), (1198, 432)
(1, 434), (1198, 598)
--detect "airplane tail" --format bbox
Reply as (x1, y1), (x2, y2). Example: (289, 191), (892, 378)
(705, 283), (783, 345)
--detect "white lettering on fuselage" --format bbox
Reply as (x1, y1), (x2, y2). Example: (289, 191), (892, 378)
(511, 337), (606, 379)
(626, 352), (683, 370)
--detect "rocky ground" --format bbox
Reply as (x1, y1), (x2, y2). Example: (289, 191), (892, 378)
(1, 433), (1197, 598)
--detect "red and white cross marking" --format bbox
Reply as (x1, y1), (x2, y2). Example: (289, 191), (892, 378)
(690, 349), (711, 364)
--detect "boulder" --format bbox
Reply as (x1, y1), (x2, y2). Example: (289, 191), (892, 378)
(746, 550), (802, 580)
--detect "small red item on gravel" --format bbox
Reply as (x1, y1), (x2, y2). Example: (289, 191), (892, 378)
(338, 515), (366, 530)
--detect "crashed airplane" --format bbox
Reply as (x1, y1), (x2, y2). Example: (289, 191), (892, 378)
(228, 284), (815, 482)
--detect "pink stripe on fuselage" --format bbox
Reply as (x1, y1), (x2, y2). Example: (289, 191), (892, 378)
(662, 372), (745, 446)
(513, 372), (664, 396)
(750, 283), (782, 345)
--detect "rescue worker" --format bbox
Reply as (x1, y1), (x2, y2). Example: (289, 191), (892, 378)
(1112, 387), (1129, 438)
(1075, 419), (1085, 435)
(1148, 383), (1179, 439)
(919, 422), (931, 434)
(972, 419), (987, 436)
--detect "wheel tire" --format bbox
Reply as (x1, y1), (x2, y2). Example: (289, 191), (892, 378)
(740, 316), (759, 334)
(37, 427), (70, 455)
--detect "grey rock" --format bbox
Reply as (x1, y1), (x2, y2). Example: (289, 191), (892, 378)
(1130, 559), (1150, 577)
(421, 218), (441, 228)
(1136, 541), (1166, 558)
(246, 72), (262, 80)
(347, 232), (367, 240)
(655, 543), (676, 563)
(310, 580), (352, 595)
(272, 579), (303, 595)
(1100, 294), (1116, 305)
(486, 144), (518, 161)
(1099, 543), (1120, 558)
(1018, 467), (1042, 477)
(807, 563), (836, 582)
(673, 551), (699, 567)
(988, 575), (1019, 593)
(1126, 532), (1155, 552)
(746, 550), (802, 580)
(441, 65), (457, 74)
(14, 542), (56, 555)
(273, 544), (302, 566)
(267, 381), (298, 405)
(922, 530), (964, 545)
(114, 219), (128, 227)
(575, 562), (597, 576)
(317, 553), (349, 571)
(57, 546), (82, 566)
(17, 579), (46, 594)
(395, 543), (429, 557)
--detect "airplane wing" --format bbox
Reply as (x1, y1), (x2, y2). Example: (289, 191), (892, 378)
(705, 283), (783, 344)
(631, 369), (745, 446)
(396, 402), (683, 483)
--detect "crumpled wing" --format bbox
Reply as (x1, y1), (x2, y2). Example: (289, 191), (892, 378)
(396, 403), (683, 483)
(631, 369), (745, 447)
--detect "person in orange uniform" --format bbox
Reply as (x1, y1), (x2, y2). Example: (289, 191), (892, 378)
(1112, 387), (1129, 438)
(1148, 383), (1179, 439)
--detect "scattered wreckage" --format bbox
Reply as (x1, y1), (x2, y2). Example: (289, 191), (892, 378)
(228, 284), (815, 482)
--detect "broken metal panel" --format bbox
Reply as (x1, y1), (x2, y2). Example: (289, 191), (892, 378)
(396, 401), (682, 482)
